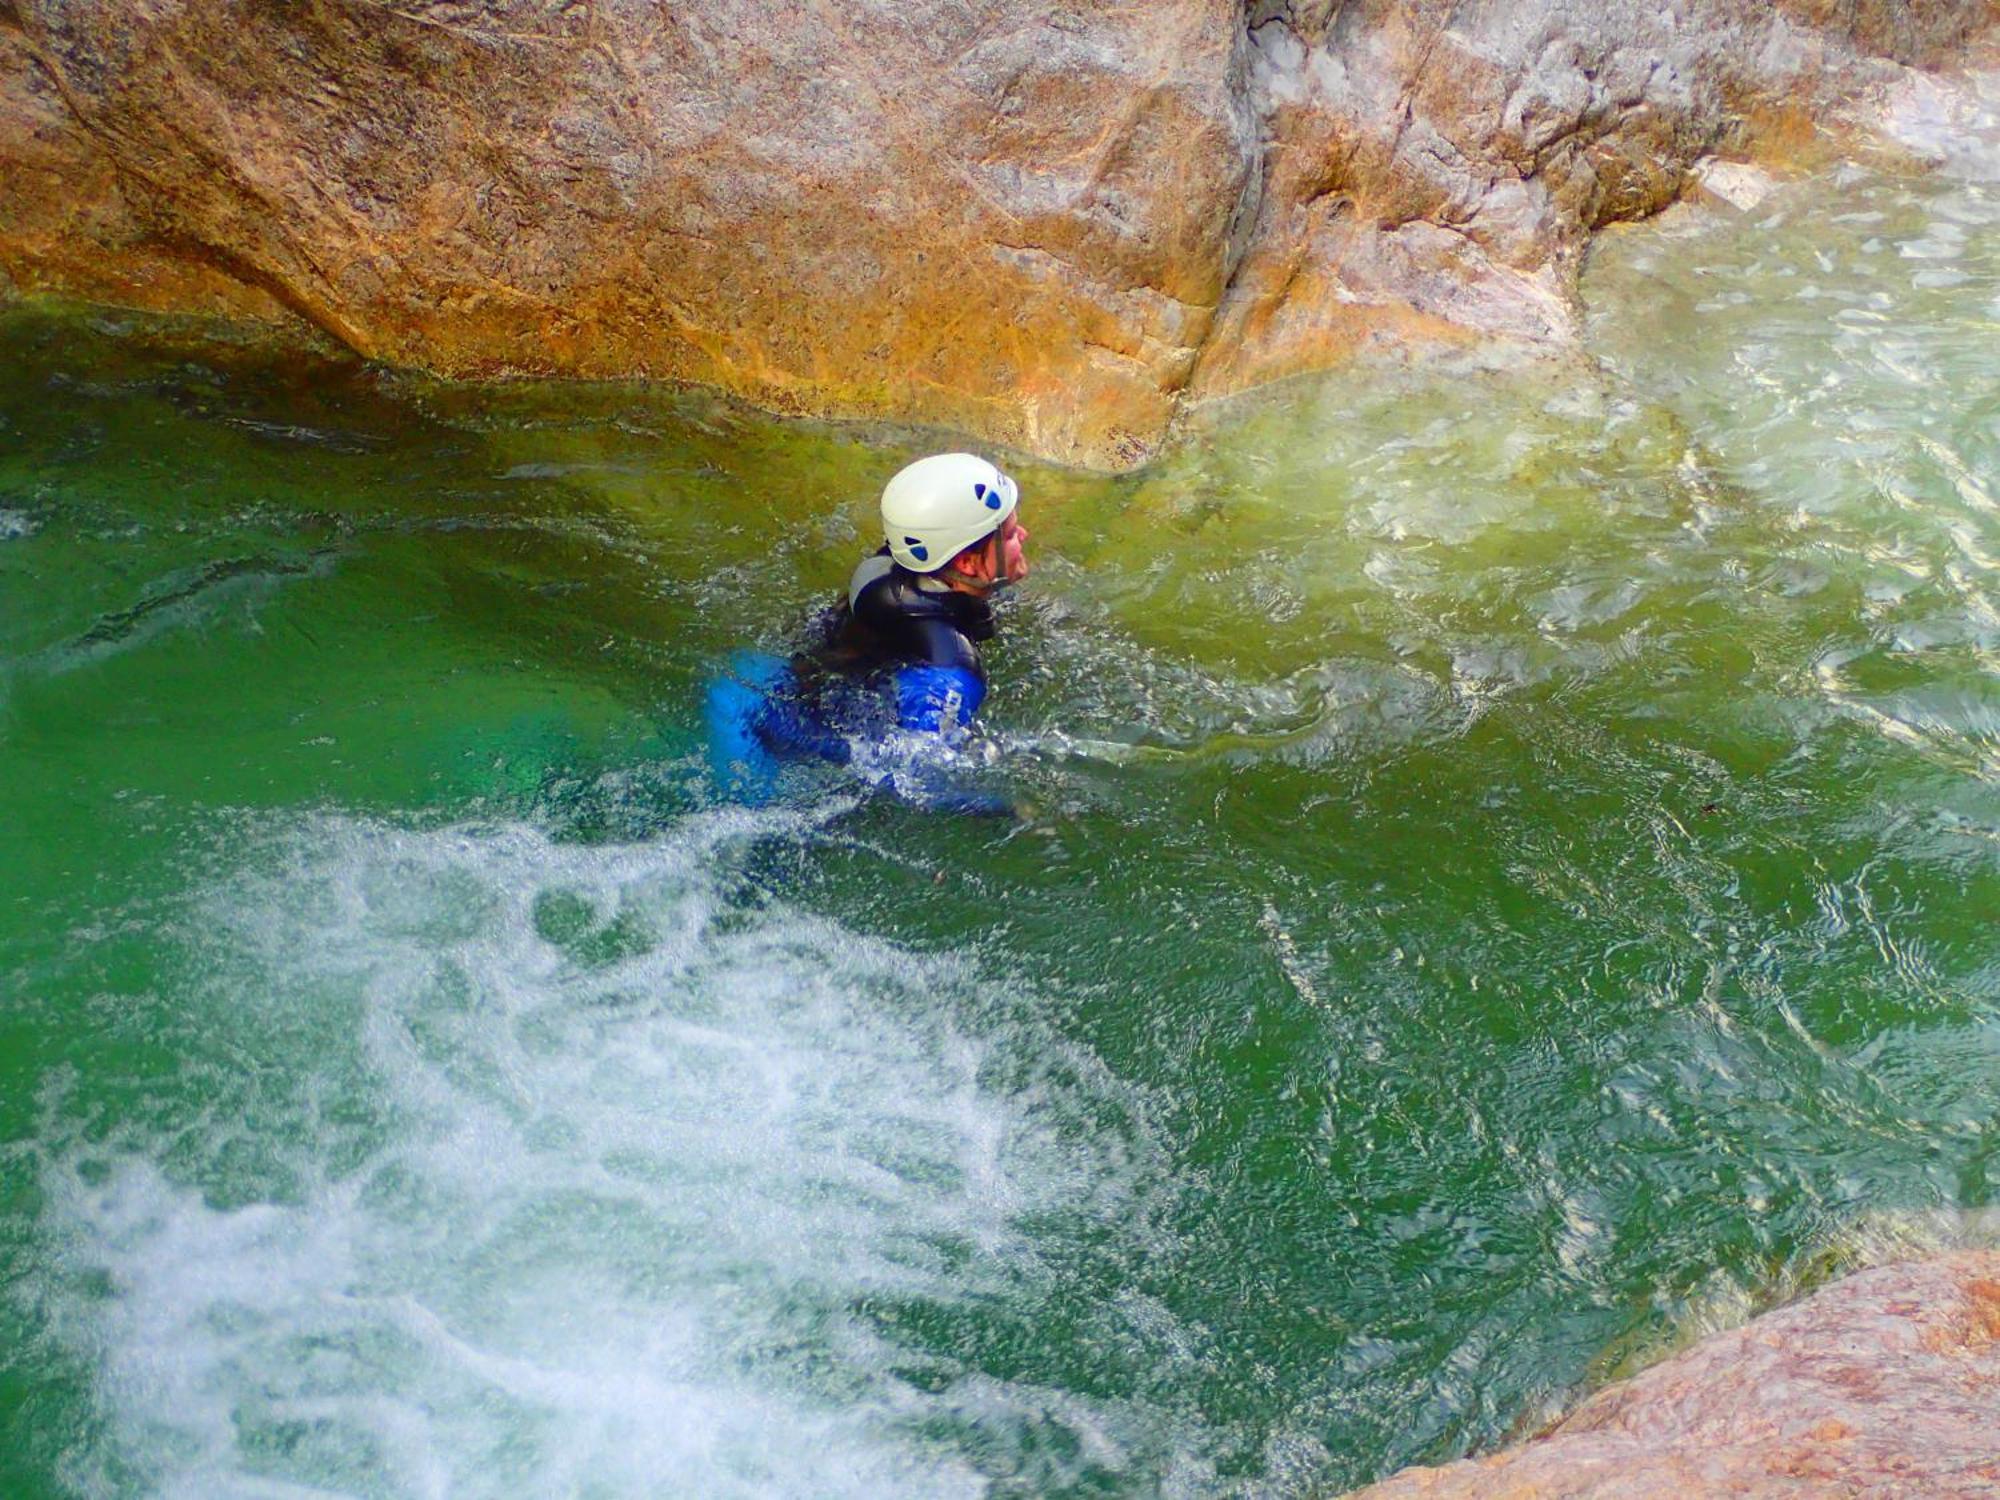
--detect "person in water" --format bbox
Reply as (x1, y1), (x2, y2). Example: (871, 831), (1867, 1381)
(708, 451), (1029, 792)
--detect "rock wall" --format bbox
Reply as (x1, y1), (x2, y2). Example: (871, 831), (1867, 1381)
(1197, 0), (1998, 396)
(2, 1), (1995, 467)
(1344, 1252), (2000, 1498)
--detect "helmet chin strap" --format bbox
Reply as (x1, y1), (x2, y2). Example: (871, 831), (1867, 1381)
(942, 533), (1003, 592)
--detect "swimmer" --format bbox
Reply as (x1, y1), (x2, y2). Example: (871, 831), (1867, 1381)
(708, 452), (1030, 795)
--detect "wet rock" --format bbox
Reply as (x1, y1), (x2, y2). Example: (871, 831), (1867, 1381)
(0, 2), (1994, 466)
(1344, 1252), (2000, 1498)
(0, 0), (1260, 469)
(1192, 1), (1997, 399)
(1691, 158), (1784, 211)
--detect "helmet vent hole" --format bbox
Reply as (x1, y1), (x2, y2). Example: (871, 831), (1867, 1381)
(904, 537), (929, 562)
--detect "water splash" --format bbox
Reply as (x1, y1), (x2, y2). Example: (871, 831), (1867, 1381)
(28, 807), (1209, 1498)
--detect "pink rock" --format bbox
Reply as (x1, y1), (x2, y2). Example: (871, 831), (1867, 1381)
(1345, 1252), (2000, 1499)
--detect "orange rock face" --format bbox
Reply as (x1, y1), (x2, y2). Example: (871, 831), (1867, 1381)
(1344, 1252), (2000, 1499)
(0, 0), (1260, 467)
(1, 1), (1995, 466)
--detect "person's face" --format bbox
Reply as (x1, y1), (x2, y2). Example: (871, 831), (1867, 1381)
(949, 511), (1030, 591)
(996, 512), (1030, 586)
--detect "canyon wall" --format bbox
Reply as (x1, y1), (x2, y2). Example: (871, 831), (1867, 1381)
(2, 1), (1995, 467)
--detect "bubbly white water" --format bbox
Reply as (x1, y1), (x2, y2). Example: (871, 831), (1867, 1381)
(32, 807), (1203, 1498)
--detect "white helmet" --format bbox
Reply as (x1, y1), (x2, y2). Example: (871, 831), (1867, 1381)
(880, 452), (1019, 573)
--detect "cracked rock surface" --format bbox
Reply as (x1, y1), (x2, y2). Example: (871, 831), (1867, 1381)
(1342, 1252), (2000, 1499)
(1, 1), (1993, 466)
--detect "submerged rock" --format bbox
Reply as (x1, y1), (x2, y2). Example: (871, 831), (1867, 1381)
(1345, 1252), (2000, 1498)
(1, 2), (1994, 466)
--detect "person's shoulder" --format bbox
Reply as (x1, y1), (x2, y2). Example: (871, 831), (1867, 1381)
(846, 552), (900, 611)
(851, 556), (953, 623)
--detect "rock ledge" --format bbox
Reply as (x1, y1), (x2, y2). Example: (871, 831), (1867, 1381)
(1345, 1252), (2000, 1499)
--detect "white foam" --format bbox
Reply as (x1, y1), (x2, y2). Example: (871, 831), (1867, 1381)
(33, 807), (1196, 1497)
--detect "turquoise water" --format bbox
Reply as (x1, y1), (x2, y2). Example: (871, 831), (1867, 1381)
(4, 104), (2000, 1497)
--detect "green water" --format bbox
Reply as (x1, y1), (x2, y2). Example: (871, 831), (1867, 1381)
(5, 127), (2000, 1498)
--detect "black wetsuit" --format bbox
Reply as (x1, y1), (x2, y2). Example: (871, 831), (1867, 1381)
(705, 548), (1008, 804)
(787, 548), (996, 738)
